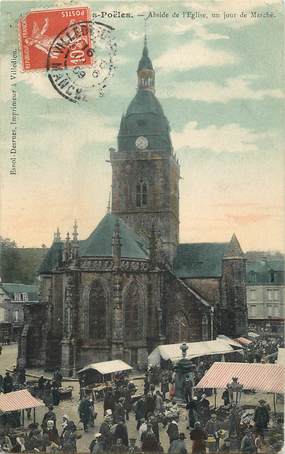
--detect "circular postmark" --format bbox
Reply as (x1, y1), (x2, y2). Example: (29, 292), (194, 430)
(47, 19), (117, 103)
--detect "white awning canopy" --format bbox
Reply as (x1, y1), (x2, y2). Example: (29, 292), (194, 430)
(148, 339), (242, 366)
(78, 360), (132, 375)
(248, 332), (260, 339)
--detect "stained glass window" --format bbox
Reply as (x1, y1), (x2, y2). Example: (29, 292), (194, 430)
(89, 280), (106, 339)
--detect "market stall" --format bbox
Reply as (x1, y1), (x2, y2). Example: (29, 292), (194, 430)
(0, 389), (44, 427)
(195, 362), (284, 411)
(78, 360), (133, 400)
(148, 339), (243, 366)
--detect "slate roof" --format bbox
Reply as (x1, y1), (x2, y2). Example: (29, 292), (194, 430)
(223, 233), (243, 258)
(247, 259), (284, 285)
(1, 283), (39, 301)
(118, 41), (172, 153)
(137, 39), (153, 71)
(39, 240), (63, 274)
(174, 242), (229, 278)
(80, 213), (149, 259)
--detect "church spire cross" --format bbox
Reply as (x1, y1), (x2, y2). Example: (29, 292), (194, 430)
(137, 34), (155, 92)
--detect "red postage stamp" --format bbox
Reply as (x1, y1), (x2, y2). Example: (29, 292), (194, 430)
(19, 6), (92, 71)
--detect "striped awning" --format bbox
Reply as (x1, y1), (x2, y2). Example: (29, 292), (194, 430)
(0, 389), (44, 413)
(234, 337), (252, 346)
(195, 362), (284, 394)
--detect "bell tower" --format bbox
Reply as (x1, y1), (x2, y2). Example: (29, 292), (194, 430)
(110, 37), (180, 263)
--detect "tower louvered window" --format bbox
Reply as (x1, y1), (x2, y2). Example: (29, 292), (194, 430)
(136, 181), (147, 207)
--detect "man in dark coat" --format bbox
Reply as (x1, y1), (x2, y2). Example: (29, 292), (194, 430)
(104, 389), (115, 414)
(145, 392), (156, 417)
(198, 394), (210, 426)
(149, 415), (160, 443)
(134, 398), (145, 430)
(186, 397), (198, 429)
(254, 400), (270, 435)
(3, 372), (13, 393)
(190, 422), (207, 454)
(53, 368), (63, 387)
(113, 399), (126, 423)
(38, 376), (45, 397)
(161, 371), (169, 400)
(166, 419), (179, 443)
(114, 419), (129, 447)
(184, 377), (193, 403)
(141, 424), (159, 452)
(78, 397), (92, 432)
(52, 383), (61, 406)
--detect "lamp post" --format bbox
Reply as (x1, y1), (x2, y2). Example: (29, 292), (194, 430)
(210, 307), (214, 340)
(173, 342), (195, 403)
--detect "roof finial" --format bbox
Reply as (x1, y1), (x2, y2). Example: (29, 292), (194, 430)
(54, 227), (61, 242)
(72, 220), (78, 242)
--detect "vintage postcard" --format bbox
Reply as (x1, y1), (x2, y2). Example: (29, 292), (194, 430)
(0, 0), (284, 452)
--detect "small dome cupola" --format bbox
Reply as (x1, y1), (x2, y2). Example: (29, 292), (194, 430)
(137, 36), (155, 93)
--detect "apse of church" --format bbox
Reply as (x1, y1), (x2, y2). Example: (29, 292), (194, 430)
(18, 37), (248, 376)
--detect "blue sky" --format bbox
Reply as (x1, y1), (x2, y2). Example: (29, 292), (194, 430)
(0, 0), (284, 251)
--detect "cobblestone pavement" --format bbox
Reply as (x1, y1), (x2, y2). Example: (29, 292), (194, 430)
(0, 344), (283, 452)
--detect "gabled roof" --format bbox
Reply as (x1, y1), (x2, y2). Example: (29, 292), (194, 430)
(1, 283), (39, 301)
(174, 234), (245, 279)
(174, 242), (228, 278)
(80, 213), (148, 259)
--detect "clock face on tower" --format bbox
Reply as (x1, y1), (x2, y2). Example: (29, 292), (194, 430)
(135, 136), (148, 150)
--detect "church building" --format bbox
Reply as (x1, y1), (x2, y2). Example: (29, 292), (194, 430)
(18, 38), (248, 375)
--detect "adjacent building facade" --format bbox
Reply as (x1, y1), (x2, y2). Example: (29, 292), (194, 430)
(0, 283), (38, 342)
(18, 39), (248, 375)
(246, 257), (284, 336)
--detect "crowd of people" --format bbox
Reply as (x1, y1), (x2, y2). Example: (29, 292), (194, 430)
(0, 335), (284, 454)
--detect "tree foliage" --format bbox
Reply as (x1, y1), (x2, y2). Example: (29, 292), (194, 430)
(0, 237), (47, 283)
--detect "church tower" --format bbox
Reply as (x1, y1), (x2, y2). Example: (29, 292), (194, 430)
(110, 37), (180, 262)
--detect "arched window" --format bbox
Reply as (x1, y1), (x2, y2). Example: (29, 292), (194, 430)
(136, 181), (148, 207)
(124, 282), (142, 341)
(248, 271), (256, 284)
(169, 311), (189, 343)
(202, 314), (209, 341)
(89, 280), (106, 340)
